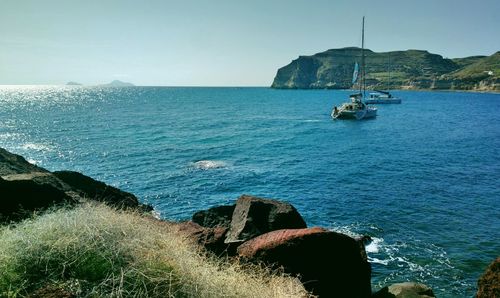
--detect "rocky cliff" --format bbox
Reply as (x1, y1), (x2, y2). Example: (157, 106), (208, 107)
(271, 48), (500, 92)
(0, 147), (151, 222)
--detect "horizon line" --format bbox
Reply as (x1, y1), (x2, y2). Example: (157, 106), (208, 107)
(0, 84), (271, 88)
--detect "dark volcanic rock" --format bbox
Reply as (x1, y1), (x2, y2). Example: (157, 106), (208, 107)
(192, 205), (235, 228)
(237, 227), (371, 298)
(0, 176), (75, 221)
(225, 195), (307, 243)
(476, 257), (500, 298)
(53, 171), (146, 209)
(0, 148), (49, 176)
(0, 147), (151, 221)
(372, 282), (435, 298)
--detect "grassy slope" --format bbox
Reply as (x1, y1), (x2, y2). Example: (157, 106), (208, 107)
(452, 56), (487, 69)
(449, 52), (500, 79)
(0, 204), (309, 298)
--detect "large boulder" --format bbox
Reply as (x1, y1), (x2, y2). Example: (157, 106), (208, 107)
(225, 195), (306, 243)
(372, 282), (435, 298)
(237, 227), (371, 297)
(192, 205), (235, 228)
(477, 257), (500, 298)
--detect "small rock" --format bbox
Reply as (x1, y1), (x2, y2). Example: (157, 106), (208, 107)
(225, 195), (306, 243)
(372, 282), (435, 298)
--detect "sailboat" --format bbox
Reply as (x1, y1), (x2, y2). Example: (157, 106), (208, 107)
(331, 17), (377, 120)
(365, 52), (401, 104)
(365, 90), (402, 104)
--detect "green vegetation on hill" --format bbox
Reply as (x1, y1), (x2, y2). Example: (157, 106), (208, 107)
(451, 56), (486, 68)
(271, 48), (499, 91)
(0, 204), (308, 297)
(448, 52), (500, 78)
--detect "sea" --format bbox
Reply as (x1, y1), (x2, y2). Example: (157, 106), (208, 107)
(1, 86), (499, 297)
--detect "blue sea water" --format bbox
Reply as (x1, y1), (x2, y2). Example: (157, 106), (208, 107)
(1, 86), (499, 297)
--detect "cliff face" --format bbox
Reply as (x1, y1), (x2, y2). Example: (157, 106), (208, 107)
(271, 48), (500, 91)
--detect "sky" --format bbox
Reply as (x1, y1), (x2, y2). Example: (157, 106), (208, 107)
(1, 0), (499, 86)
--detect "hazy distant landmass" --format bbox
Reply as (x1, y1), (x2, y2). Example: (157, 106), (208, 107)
(271, 48), (500, 92)
(102, 80), (135, 87)
(66, 81), (82, 86)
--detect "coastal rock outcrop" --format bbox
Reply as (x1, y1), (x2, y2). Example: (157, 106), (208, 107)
(0, 147), (151, 221)
(53, 171), (145, 210)
(476, 257), (500, 298)
(0, 147), (49, 175)
(0, 176), (75, 221)
(237, 227), (371, 297)
(224, 195), (307, 243)
(372, 282), (435, 298)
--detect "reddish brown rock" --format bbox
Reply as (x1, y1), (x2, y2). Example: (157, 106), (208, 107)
(176, 221), (230, 255)
(477, 257), (500, 298)
(225, 195), (306, 243)
(237, 227), (371, 297)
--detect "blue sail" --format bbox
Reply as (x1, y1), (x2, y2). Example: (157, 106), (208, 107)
(352, 62), (359, 84)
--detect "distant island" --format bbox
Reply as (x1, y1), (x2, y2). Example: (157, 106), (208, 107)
(271, 48), (499, 92)
(101, 80), (135, 87)
(66, 81), (82, 86)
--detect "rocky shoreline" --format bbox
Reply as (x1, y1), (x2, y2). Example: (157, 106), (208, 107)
(1, 147), (497, 297)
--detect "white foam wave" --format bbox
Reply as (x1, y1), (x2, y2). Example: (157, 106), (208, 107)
(365, 237), (383, 254)
(21, 142), (53, 152)
(368, 257), (390, 265)
(193, 160), (227, 170)
(26, 158), (41, 165)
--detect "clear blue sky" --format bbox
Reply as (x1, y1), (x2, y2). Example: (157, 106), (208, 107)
(1, 0), (499, 86)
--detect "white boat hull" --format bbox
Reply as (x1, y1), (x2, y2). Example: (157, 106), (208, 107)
(365, 98), (401, 104)
(331, 103), (377, 120)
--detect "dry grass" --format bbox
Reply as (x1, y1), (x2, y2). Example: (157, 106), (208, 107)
(0, 203), (310, 297)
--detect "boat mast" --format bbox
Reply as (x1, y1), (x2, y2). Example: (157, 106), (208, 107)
(361, 16), (365, 99)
